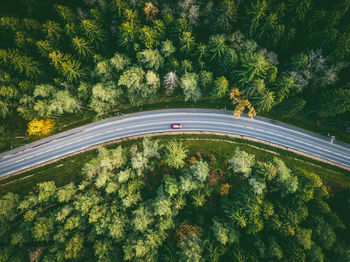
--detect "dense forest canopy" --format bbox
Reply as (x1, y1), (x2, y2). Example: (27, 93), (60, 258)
(0, 0), (350, 138)
(0, 138), (349, 261)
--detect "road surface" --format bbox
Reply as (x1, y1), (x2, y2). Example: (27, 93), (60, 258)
(1, 109), (350, 178)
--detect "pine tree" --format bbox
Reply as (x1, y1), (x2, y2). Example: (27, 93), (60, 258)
(72, 37), (93, 58)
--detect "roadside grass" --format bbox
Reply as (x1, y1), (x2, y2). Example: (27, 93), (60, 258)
(2, 95), (349, 153)
(1, 134), (349, 197)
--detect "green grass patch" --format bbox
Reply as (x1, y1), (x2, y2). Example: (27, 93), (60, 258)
(1, 134), (349, 197)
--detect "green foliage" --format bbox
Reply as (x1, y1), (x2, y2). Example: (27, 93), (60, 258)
(228, 147), (255, 177)
(212, 76), (229, 99)
(280, 97), (306, 118)
(0, 0), (348, 138)
(90, 81), (121, 114)
(165, 140), (188, 169)
(208, 35), (227, 61)
(81, 19), (105, 47)
(0, 138), (345, 261)
(179, 31), (195, 53)
(161, 39), (176, 57)
(318, 89), (350, 117)
(137, 49), (164, 70)
(110, 52), (131, 72)
(179, 72), (201, 102)
(118, 66), (160, 106)
(178, 234), (203, 262)
(72, 36), (93, 58)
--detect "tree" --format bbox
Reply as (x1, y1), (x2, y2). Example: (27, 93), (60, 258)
(33, 217), (54, 242)
(280, 97), (306, 118)
(163, 72), (179, 95)
(199, 70), (213, 94)
(140, 26), (159, 49)
(212, 76), (229, 99)
(137, 49), (164, 70)
(274, 75), (295, 104)
(178, 234), (203, 262)
(118, 66), (159, 105)
(212, 218), (238, 245)
(0, 16), (20, 31)
(244, 78), (265, 97)
(94, 60), (114, 80)
(219, 48), (239, 74)
(229, 88), (256, 119)
(189, 160), (210, 182)
(154, 196), (172, 216)
(94, 240), (113, 261)
(27, 118), (55, 136)
(47, 90), (80, 115)
(215, 0), (238, 32)
(6, 50), (41, 78)
(228, 147), (255, 177)
(55, 5), (76, 24)
(48, 50), (70, 70)
(165, 141), (189, 169)
(90, 81), (121, 114)
(296, 228), (312, 250)
(247, 0), (269, 37)
(239, 53), (276, 85)
(132, 204), (153, 232)
(179, 31), (195, 53)
(65, 233), (84, 259)
(81, 19), (105, 47)
(144, 2), (159, 21)
(308, 244), (324, 262)
(318, 89), (350, 117)
(72, 37), (93, 58)
(208, 35), (227, 61)
(58, 183), (76, 203)
(256, 89), (275, 112)
(119, 9), (140, 48)
(37, 181), (57, 202)
(110, 52), (131, 72)
(42, 20), (62, 40)
(180, 72), (201, 102)
(118, 66), (144, 91)
(181, 59), (192, 73)
(196, 43), (207, 61)
(161, 39), (176, 57)
(273, 157), (298, 195)
(36, 40), (54, 56)
(31, 85), (80, 116)
(61, 59), (84, 82)
(0, 192), (20, 236)
(268, 238), (283, 260)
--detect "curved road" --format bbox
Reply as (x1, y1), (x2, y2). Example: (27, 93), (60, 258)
(1, 109), (350, 178)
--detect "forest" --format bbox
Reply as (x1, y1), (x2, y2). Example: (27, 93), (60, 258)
(0, 137), (349, 261)
(0, 0), (350, 140)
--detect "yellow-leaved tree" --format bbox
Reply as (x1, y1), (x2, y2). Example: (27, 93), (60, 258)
(229, 88), (256, 119)
(27, 118), (55, 136)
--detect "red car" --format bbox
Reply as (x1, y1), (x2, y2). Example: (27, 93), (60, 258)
(172, 123), (183, 129)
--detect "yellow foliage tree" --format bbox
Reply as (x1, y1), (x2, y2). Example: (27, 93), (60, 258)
(229, 88), (256, 119)
(220, 183), (231, 196)
(27, 118), (55, 136)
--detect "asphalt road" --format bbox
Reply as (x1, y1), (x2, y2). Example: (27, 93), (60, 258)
(1, 109), (350, 178)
